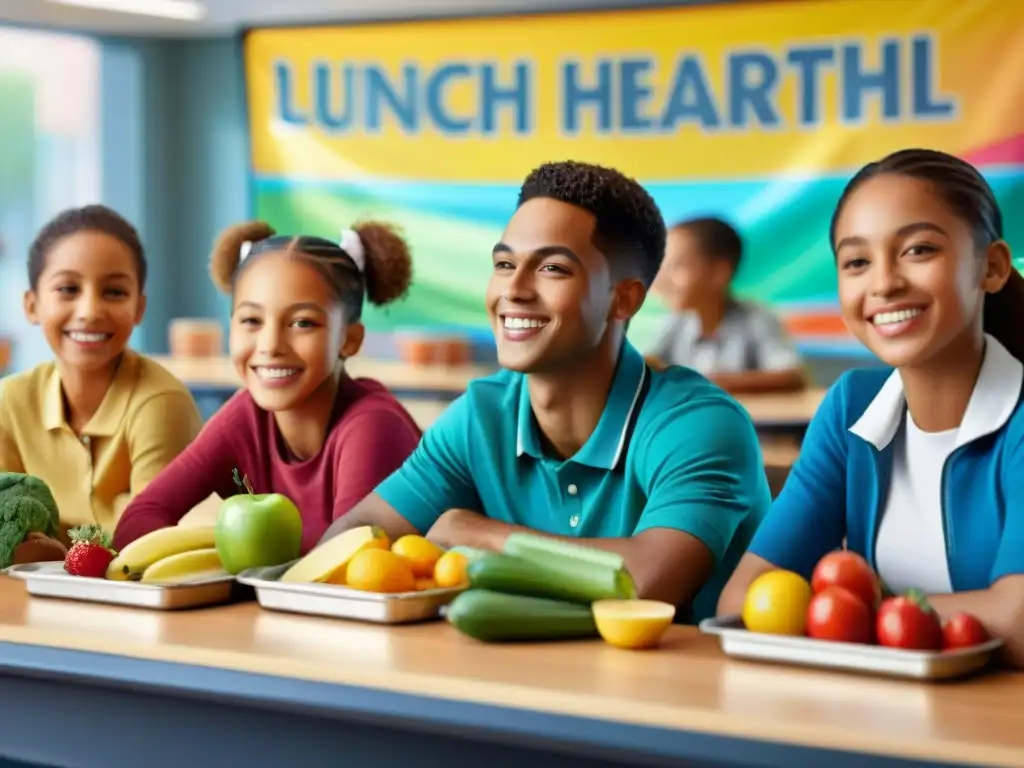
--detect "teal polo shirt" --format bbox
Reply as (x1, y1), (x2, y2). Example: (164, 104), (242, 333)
(375, 340), (771, 622)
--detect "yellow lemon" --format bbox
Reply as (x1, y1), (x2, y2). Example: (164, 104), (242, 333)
(344, 549), (416, 594)
(592, 599), (676, 650)
(433, 550), (470, 589)
(391, 535), (444, 578)
(742, 570), (812, 636)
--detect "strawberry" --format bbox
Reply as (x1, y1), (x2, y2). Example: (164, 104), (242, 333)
(64, 525), (115, 578)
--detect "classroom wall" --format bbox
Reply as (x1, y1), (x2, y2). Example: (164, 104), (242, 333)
(98, 36), (246, 356)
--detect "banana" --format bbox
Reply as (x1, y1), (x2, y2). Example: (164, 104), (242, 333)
(106, 525), (217, 581)
(141, 548), (226, 584)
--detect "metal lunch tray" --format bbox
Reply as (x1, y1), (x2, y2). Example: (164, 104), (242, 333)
(236, 562), (465, 624)
(4, 561), (236, 611)
(700, 615), (1004, 681)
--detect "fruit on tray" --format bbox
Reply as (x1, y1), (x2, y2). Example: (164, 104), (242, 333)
(433, 550), (470, 589)
(215, 470), (303, 575)
(390, 534), (443, 578)
(64, 525), (115, 578)
(807, 586), (873, 644)
(279, 525), (390, 584)
(414, 577), (438, 592)
(811, 551), (881, 612)
(942, 612), (990, 651)
(742, 569), (812, 636)
(447, 588), (598, 642)
(140, 547), (226, 584)
(592, 599), (676, 650)
(740, 552), (992, 653)
(876, 590), (943, 651)
(344, 548), (416, 593)
(106, 525), (217, 581)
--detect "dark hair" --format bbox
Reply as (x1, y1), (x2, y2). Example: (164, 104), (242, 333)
(28, 204), (147, 290)
(672, 216), (743, 272)
(517, 160), (666, 286)
(210, 220), (412, 322)
(830, 148), (1024, 362)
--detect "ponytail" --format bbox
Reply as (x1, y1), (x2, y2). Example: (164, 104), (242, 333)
(983, 267), (1024, 362)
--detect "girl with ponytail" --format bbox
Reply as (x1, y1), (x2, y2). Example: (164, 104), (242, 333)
(720, 149), (1024, 667)
(114, 221), (422, 552)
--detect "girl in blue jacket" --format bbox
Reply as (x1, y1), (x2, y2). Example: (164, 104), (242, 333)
(718, 148), (1024, 666)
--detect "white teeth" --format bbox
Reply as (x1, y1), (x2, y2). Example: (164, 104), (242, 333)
(503, 317), (548, 330)
(257, 368), (299, 379)
(873, 309), (922, 326)
(67, 332), (109, 343)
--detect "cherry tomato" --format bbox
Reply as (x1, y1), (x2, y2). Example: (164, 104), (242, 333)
(806, 586), (873, 644)
(811, 551), (881, 611)
(942, 612), (990, 650)
(876, 592), (943, 651)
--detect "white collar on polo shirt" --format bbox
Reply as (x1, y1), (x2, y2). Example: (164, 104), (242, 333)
(849, 333), (1023, 451)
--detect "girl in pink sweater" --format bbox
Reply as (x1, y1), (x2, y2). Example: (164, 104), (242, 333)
(114, 220), (422, 553)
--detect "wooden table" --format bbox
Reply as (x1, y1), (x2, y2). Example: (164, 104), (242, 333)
(0, 577), (1020, 768)
(151, 355), (827, 430)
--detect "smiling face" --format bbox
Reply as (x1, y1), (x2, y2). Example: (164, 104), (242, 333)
(230, 250), (363, 412)
(23, 231), (145, 374)
(485, 197), (644, 374)
(833, 173), (1007, 369)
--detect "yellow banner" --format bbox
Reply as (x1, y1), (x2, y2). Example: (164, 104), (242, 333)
(245, 0), (1024, 183)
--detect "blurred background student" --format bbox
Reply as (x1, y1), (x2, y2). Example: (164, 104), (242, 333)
(646, 217), (807, 394)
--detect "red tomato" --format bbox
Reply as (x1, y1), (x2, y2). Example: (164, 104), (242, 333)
(806, 586), (873, 644)
(942, 612), (990, 650)
(811, 551), (881, 611)
(876, 593), (943, 651)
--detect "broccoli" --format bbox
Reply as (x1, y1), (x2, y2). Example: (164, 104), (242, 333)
(0, 472), (61, 568)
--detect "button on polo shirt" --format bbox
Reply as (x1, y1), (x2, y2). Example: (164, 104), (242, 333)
(375, 340), (771, 623)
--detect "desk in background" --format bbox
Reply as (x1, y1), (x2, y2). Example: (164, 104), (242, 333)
(0, 576), (1021, 768)
(152, 355), (827, 434)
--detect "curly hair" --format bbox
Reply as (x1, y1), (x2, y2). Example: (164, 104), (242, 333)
(28, 205), (146, 290)
(210, 219), (413, 322)
(517, 160), (666, 286)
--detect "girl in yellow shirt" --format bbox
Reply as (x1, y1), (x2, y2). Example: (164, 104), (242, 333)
(0, 205), (203, 556)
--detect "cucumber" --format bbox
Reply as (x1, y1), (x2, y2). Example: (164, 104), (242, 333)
(447, 588), (597, 642)
(504, 532), (626, 571)
(468, 551), (636, 605)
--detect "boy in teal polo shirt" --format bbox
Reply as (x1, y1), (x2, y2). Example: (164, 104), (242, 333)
(323, 161), (770, 622)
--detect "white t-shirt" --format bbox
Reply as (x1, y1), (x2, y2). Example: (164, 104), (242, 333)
(874, 413), (957, 596)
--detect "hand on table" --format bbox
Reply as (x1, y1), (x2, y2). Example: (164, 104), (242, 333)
(12, 532), (67, 565)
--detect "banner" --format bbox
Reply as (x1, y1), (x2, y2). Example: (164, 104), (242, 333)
(244, 0), (1024, 355)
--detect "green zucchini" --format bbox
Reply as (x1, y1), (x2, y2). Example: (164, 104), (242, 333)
(504, 532), (626, 571)
(447, 545), (490, 564)
(446, 588), (597, 642)
(468, 551), (636, 605)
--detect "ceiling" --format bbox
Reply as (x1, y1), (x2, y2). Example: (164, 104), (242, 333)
(0, 0), (690, 37)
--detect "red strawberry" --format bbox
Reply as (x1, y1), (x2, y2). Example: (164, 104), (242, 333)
(64, 525), (115, 578)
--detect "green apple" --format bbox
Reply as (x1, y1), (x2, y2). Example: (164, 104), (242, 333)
(214, 470), (303, 575)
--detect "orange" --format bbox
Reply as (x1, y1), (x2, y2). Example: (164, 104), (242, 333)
(433, 550), (470, 589)
(391, 535), (444, 578)
(414, 577), (438, 591)
(742, 570), (813, 636)
(344, 549), (416, 593)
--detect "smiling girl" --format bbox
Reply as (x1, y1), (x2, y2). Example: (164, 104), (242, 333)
(0, 205), (204, 552)
(718, 149), (1024, 665)
(113, 220), (422, 553)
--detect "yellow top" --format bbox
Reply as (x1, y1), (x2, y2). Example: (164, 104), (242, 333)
(0, 351), (203, 536)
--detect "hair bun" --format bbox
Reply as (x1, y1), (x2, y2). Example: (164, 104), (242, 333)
(210, 221), (276, 293)
(352, 221), (413, 306)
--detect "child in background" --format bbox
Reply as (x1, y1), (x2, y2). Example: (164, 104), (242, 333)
(646, 217), (806, 393)
(113, 220), (423, 553)
(718, 149), (1024, 666)
(0, 205), (203, 552)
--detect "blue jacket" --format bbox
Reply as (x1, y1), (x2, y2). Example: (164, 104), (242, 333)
(749, 335), (1024, 592)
